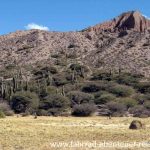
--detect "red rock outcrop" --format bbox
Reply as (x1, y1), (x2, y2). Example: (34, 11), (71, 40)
(85, 11), (150, 33)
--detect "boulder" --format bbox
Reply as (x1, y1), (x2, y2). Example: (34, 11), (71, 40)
(129, 120), (145, 129)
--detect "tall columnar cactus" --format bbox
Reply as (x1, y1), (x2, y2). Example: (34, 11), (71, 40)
(80, 67), (85, 78)
(71, 69), (76, 84)
(1, 77), (4, 98)
(25, 80), (28, 91)
(62, 85), (65, 96)
(12, 77), (17, 93)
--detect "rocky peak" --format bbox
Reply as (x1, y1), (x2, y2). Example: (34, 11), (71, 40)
(114, 11), (150, 31)
(84, 11), (150, 33)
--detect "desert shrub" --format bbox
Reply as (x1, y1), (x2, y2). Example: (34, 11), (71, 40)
(34, 66), (57, 78)
(53, 74), (68, 86)
(133, 94), (150, 104)
(70, 63), (89, 73)
(37, 109), (49, 116)
(0, 110), (5, 118)
(82, 84), (100, 93)
(129, 105), (149, 117)
(108, 84), (134, 97)
(144, 101), (150, 109)
(41, 66), (58, 74)
(40, 94), (70, 115)
(33, 66), (57, 80)
(11, 91), (39, 113)
(115, 73), (142, 86)
(91, 71), (113, 81)
(82, 82), (107, 93)
(21, 111), (30, 117)
(0, 102), (14, 116)
(72, 103), (97, 117)
(94, 93), (116, 104)
(119, 98), (138, 109)
(106, 101), (127, 117)
(69, 63), (89, 78)
(135, 82), (150, 94)
(67, 91), (94, 105)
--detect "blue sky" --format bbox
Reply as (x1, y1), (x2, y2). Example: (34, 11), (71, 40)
(0, 0), (150, 35)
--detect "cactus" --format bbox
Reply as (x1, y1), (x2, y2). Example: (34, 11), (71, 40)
(1, 77), (4, 98)
(25, 80), (28, 91)
(62, 85), (65, 96)
(80, 67), (85, 78)
(12, 77), (17, 93)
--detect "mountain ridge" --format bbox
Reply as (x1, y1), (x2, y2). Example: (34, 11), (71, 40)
(0, 11), (150, 78)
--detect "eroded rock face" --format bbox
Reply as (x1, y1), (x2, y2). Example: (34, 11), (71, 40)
(114, 11), (150, 32)
(85, 11), (150, 33)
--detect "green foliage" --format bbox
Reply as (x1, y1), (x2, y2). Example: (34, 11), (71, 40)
(115, 73), (142, 86)
(108, 84), (134, 97)
(40, 94), (70, 114)
(11, 91), (39, 113)
(53, 74), (68, 86)
(119, 98), (138, 108)
(144, 101), (150, 109)
(106, 101), (127, 116)
(67, 91), (94, 105)
(72, 103), (97, 117)
(82, 82), (107, 93)
(91, 71), (113, 81)
(94, 93), (116, 104)
(135, 82), (150, 94)
(0, 110), (5, 118)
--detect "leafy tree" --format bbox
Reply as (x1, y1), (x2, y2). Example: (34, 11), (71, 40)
(40, 94), (70, 115)
(67, 91), (94, 105)
(11, 91), (39, 113)
(119, 98), (138, 109)
(108, 85), (134, 97)
(72, 103), (97, 117)
(94, 93), (116, 104)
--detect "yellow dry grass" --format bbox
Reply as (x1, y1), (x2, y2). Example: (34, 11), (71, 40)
(0, 116), (150, 150)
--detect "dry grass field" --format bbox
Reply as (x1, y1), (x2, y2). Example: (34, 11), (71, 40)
(0, 116), (150, 150)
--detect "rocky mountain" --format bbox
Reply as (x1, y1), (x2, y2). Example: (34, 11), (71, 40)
(0, 10), (150, 77)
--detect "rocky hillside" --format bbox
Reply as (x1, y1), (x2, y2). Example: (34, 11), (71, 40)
(0, 10), (150, 77)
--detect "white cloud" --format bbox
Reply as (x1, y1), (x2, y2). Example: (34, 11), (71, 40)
(142, 14), (150, 20)
(25, 23), (49, 31)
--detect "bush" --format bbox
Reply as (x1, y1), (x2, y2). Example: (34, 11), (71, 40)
(70, 64), (89, 73)
(120, 98), (138, 109)
(108, 85), (134, 97)
(133, 94), (150, 104)
(11, 91), (39, 113)
(37, 109), (49, 116)
(67, 91), (94, 105)
(129, 105), (149, 117)
(106, 101), (127, 117)
(115, 73), (141, 86)
(40, 94), (70, 116)
(72, 103), (97, 117)
(53, 74), (68, 86)
(94, 93), (116, 104)
(135, 82), (150, 94)
(0, 110), (5, 118)
(0, 102), (14, 116)
(144, 101), (150, 109)
(91, 71), (113, 81)
(82, 82), (107, 93)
